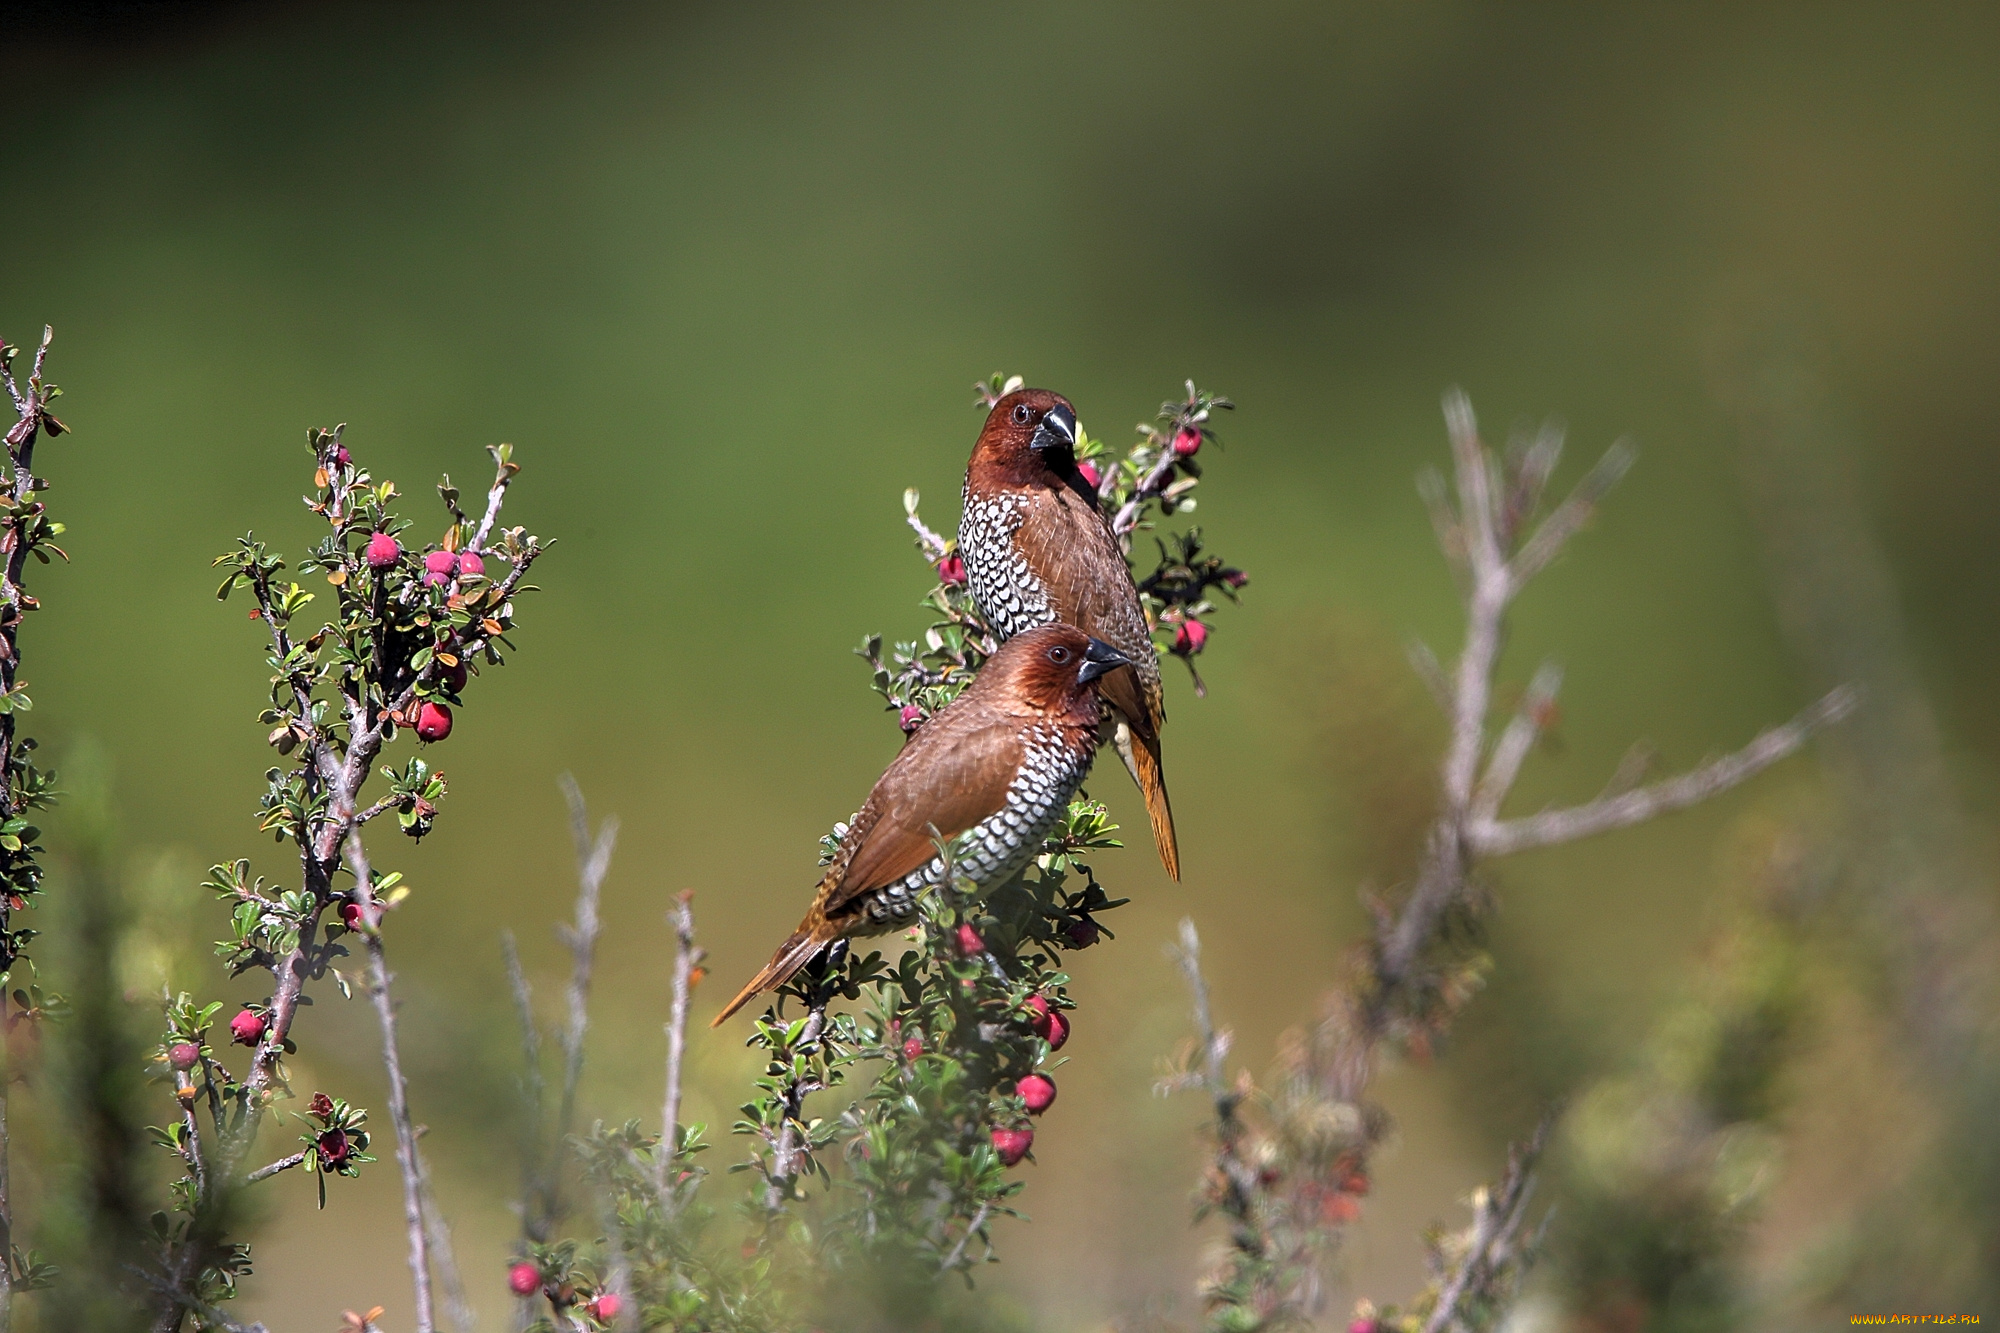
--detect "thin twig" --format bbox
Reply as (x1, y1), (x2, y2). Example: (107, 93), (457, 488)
(502, 931), (548, 1242)
(418, 1151), (475, 1333)
(941, 1202), (994, 1272)
(764, 1000), (828, 1214)
(659, 890), (702, 1204)
(1421, 1114), (1556, 1333)
(471, 446), (519, 554)
(245, 1152), (308, 1185)
(1506, 439), (1636, 588)
(1470, 686), (1858, 857)
(345, 835), (436, 1333)
(1472, 662), (1564, 822)
(557, 777), (616, 1152)
(905, 499), (950, 563)
(1169, 920), (1263, 1261)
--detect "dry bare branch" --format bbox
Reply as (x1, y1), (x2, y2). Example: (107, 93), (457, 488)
(1507, 438), (1636, 588)
(1470, 686), (1858, 857)
(344, 835), (436, 1333)
(658, 890), (703, 1204)
(1473, 661), (1563, 822)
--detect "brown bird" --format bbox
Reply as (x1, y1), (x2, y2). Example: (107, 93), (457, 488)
(712, 625), (1128, 1026)
(959, 389), (1180, 880)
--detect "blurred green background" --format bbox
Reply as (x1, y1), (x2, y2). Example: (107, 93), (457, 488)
(6, 1), (2000, 1328)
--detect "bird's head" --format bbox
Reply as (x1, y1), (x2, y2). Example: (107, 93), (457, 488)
(968, 388), (1084, 490)
(983, 624), (1130, 718)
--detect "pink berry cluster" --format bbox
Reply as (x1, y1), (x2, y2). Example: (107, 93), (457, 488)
(506, 1261), (621, 1325)
(985, 992), (1072, 1168)
(353, 530), (498, 745)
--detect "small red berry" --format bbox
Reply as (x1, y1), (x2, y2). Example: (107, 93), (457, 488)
(229, 1009), (265, 1046)
(1342, 1171), (1370, 1196)
(588, 1292), (623, 1321)
(167, 1042), (200, 1071)
(442, 658), (469, 693)
(954, 923), (986, 956)
(936, 554), (967, 587)
(364, 533), (400, 568)
(424, 549), (456, 576)
(991, 1126), (1034, 1166)
(1023, 994), (1053, 1034)
(1015, 1073), (1057, 1115)
(1172, 426), (1202, 457)
(507, 1262), (540, 1296)
(340, 901), (366, 931)
(332, 446), (351, 468)
(1173, 619), (1208, 655)
(899, 704), (924, 734)
(1045, 1009), (1071, 1050)
(456, 550), (485, 578)
(1076, 459), (1101, 489)
(1350, 1321), (1381, 1333)
(308, 1091), (335, 1118)
(902, 1036), (923, 1061)
(414, 701), (453, 742)
(1065, 918), (1099, 949)
(1323, 1193), (1362, 1224)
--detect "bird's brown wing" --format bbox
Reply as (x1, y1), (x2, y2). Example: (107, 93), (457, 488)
(824, 699), (1027, 914)
(1018, 488), (1166, 730)
(1017, 486), (1179, 878)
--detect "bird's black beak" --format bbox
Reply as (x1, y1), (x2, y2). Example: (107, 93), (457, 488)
(1030, 404), (1078, 454)
(1078, 637), (1130, 685)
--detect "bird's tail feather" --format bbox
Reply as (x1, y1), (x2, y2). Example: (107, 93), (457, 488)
(1112, 719), (1180, 881)
(711, 916), (836, 1026)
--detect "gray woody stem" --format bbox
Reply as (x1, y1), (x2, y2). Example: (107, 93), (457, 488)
(1421, 1116), (1555, 1333)
(940, 1202), (994, 1273)
(1168, 920), (1263, 1262)
(1380, 390), (1848, 999)
(513, 780), (617, 1264)
(659, 890), (702, 1204)
(764, 1002), (827, 1215)
(345, 835), (436, 1333)
(1174, 390), (1855, 1331)
(558, 777), (616, 1173)
(244, 1153), (308, 1185)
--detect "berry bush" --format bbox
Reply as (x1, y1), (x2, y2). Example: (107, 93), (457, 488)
(0, 345), (1854, 1333)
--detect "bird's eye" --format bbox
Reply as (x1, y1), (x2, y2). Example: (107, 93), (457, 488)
(1012, 403), (1033, 425)
(1047, 644), (1071, 665)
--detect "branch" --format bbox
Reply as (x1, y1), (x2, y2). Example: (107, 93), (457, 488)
(344, 835), (435, 1333)
(1506, 438), (1635, 589)
(762, 1000), (828, 1216)
(1168, 920), (1264, 1262)
(940, 1202), (994, 1273)
(1421, 1114), (1556, 1333)
(903, 489), (950, 563)
(502, 930), (548, 1242)
(1469, 686), (1857, 857)
(659, 890), (702, 1205)
(470, 444), (519, 553)
(1471, 661), (1563, 823)
(557, 777), (615, 1153)
(244, 1152), (308, 1185)
(417, 1152), (474, 1333)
